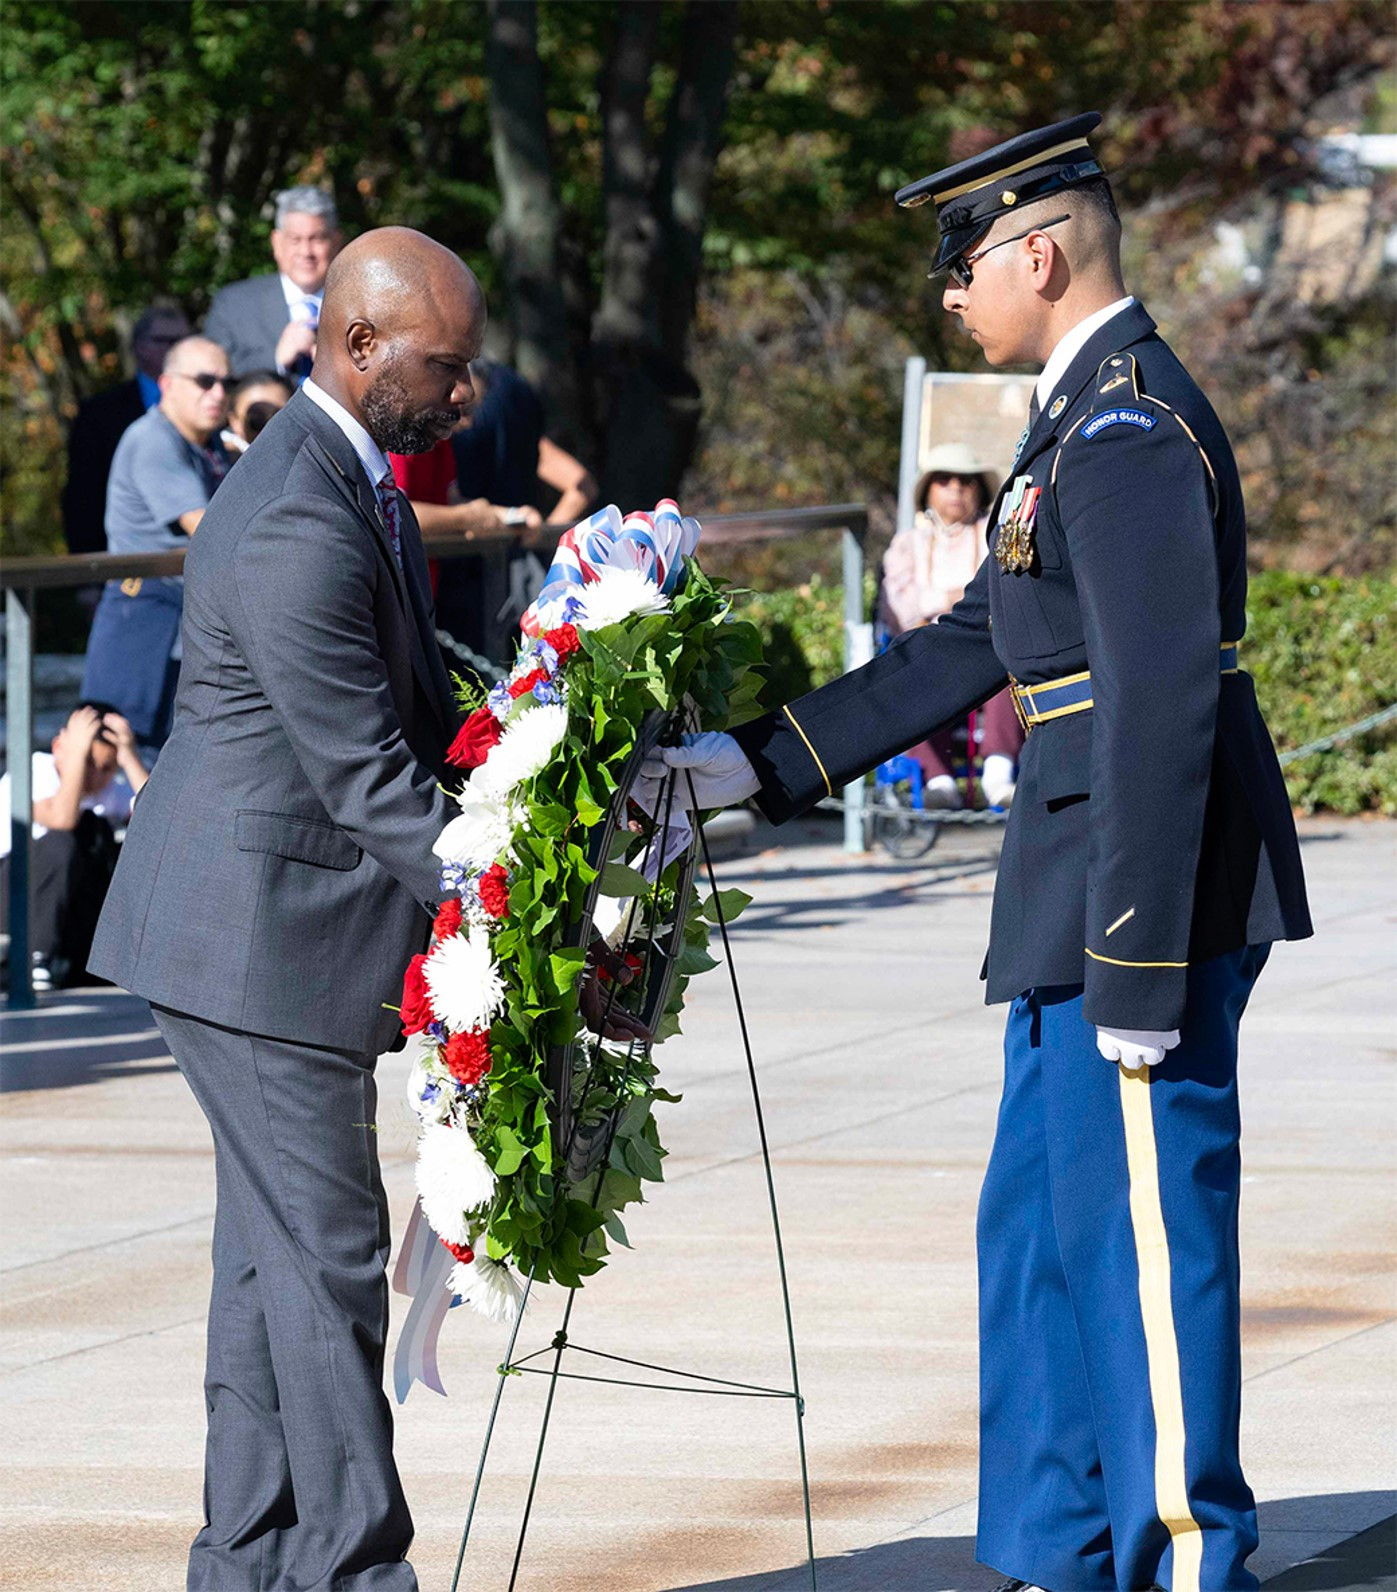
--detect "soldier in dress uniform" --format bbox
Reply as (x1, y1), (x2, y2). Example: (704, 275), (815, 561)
(647, 114), (1312, 1592)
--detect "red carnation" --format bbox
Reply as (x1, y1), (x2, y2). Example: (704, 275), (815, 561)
(446, 706), (502, 769)
(508, 666), (547, 699)
(444, 1027), (492, 1087)
(399, 954), (435, 1036)
(478, 863), (510, 920)
(544, 622), (581, 661)
(432, 898), (463, 941)
(439, 1236), (475, 1266)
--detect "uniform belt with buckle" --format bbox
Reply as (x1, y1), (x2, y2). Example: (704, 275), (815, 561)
(1010, 643), (1240, 733)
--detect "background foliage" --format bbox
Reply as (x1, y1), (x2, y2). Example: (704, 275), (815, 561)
(4, 0), (1393, 565)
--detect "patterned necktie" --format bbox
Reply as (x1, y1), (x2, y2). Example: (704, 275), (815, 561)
(1012, 391), (1042, 469)
(377, 472), (403, 569)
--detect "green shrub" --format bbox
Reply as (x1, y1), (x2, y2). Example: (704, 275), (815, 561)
(737, 575), (847, 706)
(737, 568), (1397, 815)
(1244, 570), (1397, 815)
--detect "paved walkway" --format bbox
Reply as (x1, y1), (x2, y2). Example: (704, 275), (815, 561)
(1, 816), (1393, 1591)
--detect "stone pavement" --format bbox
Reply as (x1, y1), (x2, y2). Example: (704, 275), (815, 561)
(1, 815), (1393, 1592)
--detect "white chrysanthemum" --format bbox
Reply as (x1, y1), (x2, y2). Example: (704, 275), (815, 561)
(423, 932), (505, 1033)
(406, 1052), (454, 1126)
(450, 1249), (527, 1324)
(415, 1122), (496, 1246)
(576, 566), (669, 631)
(474, 702), (568, 798)
(433, 783), (520, 870)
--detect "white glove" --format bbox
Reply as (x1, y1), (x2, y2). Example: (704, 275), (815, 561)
(639, 732), (760, 810)
(1095, 1026), (1181, 1071)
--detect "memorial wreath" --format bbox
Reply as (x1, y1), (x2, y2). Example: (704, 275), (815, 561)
(396, 501), (763, 1323)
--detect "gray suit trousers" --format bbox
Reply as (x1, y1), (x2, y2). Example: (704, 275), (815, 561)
(153, 1006), (417, 1592)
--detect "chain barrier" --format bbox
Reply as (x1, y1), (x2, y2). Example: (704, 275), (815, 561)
(434, 627), (505, 684)
(1277, 702), (1397, 767)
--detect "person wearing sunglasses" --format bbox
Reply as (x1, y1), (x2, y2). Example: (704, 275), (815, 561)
(646, 112), (1310, 1592)
(80, 336), (233, 751)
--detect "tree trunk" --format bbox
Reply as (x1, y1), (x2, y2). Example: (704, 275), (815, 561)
(655, 0), (739, 370)
(484, 0), (585, 452)
(591, 0), (737, 507)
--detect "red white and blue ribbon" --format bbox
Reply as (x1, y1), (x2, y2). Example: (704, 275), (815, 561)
(521, 498), (704, 637)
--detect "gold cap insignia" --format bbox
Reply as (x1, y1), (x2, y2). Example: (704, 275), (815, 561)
(1110, 357), (1124, 367)
(1001, 190), (1018, 206)
(1049, 395), (1067, 419)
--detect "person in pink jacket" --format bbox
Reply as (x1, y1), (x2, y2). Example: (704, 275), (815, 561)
(879, 442), (1022, 806)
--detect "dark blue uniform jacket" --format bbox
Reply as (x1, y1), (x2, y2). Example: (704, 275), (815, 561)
(734, 302), (1311, 1030)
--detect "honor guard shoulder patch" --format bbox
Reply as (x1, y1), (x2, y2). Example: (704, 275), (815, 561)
(1083, 407), (1156, 439)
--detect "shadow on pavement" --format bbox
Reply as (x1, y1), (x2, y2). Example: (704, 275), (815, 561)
(0, 986), (174, 1094)
(667, 1493), (1397, 1592)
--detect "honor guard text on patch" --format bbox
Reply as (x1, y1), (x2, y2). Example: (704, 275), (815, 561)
(1083, 407), (1156, 439)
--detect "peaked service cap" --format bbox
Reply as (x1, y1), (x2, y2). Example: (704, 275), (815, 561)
(896, 112), (1105, 277)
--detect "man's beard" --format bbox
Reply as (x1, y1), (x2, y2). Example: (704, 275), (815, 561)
(361, 357), (457, 455)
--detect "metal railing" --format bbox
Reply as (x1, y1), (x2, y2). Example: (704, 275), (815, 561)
(2, 504), (870, 1008)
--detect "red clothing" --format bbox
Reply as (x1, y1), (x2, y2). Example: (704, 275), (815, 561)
(389, 439), (455, 503)
(390, 439), (456, 595)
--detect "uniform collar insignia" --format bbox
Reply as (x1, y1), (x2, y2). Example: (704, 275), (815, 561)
(1048, 394), (1067, 419)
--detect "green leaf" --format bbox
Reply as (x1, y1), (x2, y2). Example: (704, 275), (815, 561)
(697, 886), (753, 924)
(492, 1127), (529, 1176)
(599, 860), (649, 896)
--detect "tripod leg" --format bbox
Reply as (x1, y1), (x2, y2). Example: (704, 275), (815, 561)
(450, 1267), (538, 1592)
(692, 783), (818, 1590)
(507, 1287), (580, 1591)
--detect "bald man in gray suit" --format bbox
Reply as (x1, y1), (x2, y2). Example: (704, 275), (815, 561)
(91, 229), (485, 1592)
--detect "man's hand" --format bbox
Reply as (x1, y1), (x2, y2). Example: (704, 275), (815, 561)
(640, 732), (760, 810)
(579, 939), (652, 1045)
(274, 320), (317, 373)
(1095, 1026), (1181, 1071)
(53, 706), (102, 782)
(102, 712), (150, 793)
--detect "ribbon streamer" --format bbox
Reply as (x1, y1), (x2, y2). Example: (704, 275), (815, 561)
(393, 1196), (458, 1402)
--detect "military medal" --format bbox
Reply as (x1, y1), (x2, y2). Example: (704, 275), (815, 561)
(994, 475), (1041, 574)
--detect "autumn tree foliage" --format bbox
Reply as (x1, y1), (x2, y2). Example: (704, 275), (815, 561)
(2, 0), (1392, 568)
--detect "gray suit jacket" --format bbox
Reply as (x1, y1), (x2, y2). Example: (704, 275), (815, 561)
(204, 274), (297, 376)
(90, 391), (459, 1053)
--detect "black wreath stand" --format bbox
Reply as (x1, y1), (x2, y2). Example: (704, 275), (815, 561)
(447, 715), (817, 1592)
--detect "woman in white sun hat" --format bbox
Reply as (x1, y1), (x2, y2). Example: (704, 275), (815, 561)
(878, 440), (1022, 806)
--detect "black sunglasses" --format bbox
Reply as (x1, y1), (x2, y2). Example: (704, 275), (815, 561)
(936, 213), (1071, 287)
(172, 371), (231, 392)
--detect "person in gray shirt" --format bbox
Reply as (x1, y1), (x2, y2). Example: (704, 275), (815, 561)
(80, 336), (233, 747)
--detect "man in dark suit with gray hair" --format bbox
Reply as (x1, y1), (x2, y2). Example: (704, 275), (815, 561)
(204, 185), (343, 378)
(91, 227), (484, 1592)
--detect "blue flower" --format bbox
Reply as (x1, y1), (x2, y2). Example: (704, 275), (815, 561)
(531, 678), (559, 705)
(439, 862), (468, 894)
(487, 682), (512, 721)
(560, 595), (584, 623)
(427, 1020), (448, 1043)
(533, 641), (559, 673)
(421, 1080), (441, 1103)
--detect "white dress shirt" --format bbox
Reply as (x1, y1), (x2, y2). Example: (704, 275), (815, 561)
(279, 275), (324, 324)
(1035, 295), (1135, 410)
(303, 379), (392, 493)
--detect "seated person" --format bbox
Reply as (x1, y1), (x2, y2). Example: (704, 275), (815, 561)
(222, 370), (293, 454)
(879, 443), (1022, 808)
(79, 335), (232, 752)
(0, 704), (149, 990)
